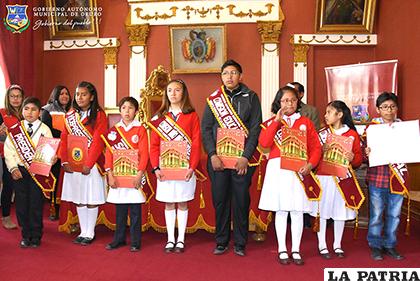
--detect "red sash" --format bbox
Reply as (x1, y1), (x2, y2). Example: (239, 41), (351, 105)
(65, 110), (105, 174)
(148, 115), (206, 181)
(101, 125), (154, 203)
(261, 116), (322, 200)
(207, 86), (262, 166)
(318, 126), (365, 209)
(8, 122), (56, 198)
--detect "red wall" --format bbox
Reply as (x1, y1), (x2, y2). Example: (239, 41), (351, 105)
(35, 0), (419, 119)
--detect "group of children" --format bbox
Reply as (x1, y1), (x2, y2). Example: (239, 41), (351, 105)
(1, 70), (409, 263)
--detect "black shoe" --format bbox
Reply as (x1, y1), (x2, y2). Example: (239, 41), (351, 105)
(319, 248), (331, 259)
(80, 237), (95, 246)
(31, 238), (41, 248)
(334, 248), (345, 258)
(105, 241), (126, 250)
(73, 236), (85, 244)
(20, 239), (31, 248)
(48, 214), (59, 221)
(164, 241), (175, 253)
(174, 241), (185, 253)
(130, 245), (140, 252)
(383, 248), (404, 260)
(370, 247), (383, 261)
(291, 252), (304, 265)
(277, 251), (290, 265)
(213, 245), (228, 255)
(233, 246), (246, 257)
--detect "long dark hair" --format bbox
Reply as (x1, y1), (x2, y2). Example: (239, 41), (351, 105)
(72, 81), (103, 126)
(156, 80), (195, 117)
(4, 84), (24, 120)
(271, 86), (301, 114)
(327, 100), (357, 132)
(48, 85), (72, 111)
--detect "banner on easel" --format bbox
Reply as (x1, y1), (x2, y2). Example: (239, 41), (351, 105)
(325, 60), (398, 124)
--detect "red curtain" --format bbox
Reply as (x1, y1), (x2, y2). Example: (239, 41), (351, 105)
(0, 0), (35, 95)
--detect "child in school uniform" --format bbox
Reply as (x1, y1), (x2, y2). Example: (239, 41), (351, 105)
(310, 100), (363, 259)
(258, 86), (321, 265)
(149, 79), (201, 253)
(4, 97), (54, 248)
(103, 97), (148, 252)
(60, 81), (108, 245)
(365, 92), (408, 261)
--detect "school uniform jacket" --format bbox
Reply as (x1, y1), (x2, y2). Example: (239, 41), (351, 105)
(60, 109), (107, 169)
(259, 115), (322, 168)
(150, 112), (201, 171)
(4, 120), (52, 172)
(104, 120), (148, 172)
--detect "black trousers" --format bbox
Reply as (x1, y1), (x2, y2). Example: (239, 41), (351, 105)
(208, 159), (256, 248)
(13, 167), (44, 240)
(1, 158), (14, 217)
(49, 160), (61, 210)
(113, 203), (141, 247)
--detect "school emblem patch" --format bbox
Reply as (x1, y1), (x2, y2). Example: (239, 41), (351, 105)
(3, 5), (30, 33)
(72, 148), (83, 162)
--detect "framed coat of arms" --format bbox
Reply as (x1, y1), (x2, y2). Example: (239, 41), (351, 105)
(169, 25), (227, 74)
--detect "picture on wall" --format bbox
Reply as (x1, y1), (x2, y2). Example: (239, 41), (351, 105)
(315, 0), (377, 33)
(170, 25), (227, 74)
(46, 0), (100, 39)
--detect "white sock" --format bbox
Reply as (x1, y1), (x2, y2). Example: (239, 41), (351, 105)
(275, 211), (288, 256)
(333, 220), (345, 250)
(290, 211), (303, 253)
(317, 218), (327, 251)
(176, 209), (188, 245)
(165, 209), (176, 243)
(86, 207), (98, 239)
(76, 206), (88, 237)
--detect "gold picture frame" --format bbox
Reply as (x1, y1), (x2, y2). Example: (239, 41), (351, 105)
(169, 25), (227, 74)
(46, 0), (100, 39)
(315, 0), (377, 33)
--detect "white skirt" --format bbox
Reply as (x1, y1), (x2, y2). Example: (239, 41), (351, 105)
(309, 175), (356, 220)
(61, 165), (106, 205)
(107, 187), (145, 204)
(155, 174), (196, 203)
(258, 157), (311, 212)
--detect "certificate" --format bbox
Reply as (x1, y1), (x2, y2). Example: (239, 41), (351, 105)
(29, 136), (60, 176)
(367, 120), (420, 167)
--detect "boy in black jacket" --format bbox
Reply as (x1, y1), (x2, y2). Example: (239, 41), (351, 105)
(201, 60), (262, 257)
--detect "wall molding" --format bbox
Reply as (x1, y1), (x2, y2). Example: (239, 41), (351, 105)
(128, 0), (282, 25)
(43, 38), (119, 51)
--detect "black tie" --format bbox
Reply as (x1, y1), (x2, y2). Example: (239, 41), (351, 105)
(27, 123), (33, 136)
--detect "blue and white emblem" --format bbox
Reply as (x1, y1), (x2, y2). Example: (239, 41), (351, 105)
(4, 5), (30, 33)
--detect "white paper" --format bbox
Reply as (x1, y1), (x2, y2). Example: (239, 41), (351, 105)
(366, 120), (420, 167)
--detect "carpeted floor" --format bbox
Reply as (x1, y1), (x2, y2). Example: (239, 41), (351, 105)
(0, 208), (419, 281)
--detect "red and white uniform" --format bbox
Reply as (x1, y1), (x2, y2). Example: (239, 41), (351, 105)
(61, 110), (108, 205)
(310, 125), (362, 220)
(258, 113), (322, 212)
(150, 111), (201, 203)
(105, 120), (149, 204)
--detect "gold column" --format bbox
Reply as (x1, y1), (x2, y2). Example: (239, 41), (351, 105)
(103, 42), (120, 69)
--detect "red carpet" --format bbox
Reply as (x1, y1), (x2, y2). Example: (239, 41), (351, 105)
(0, 209), (419, 281)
